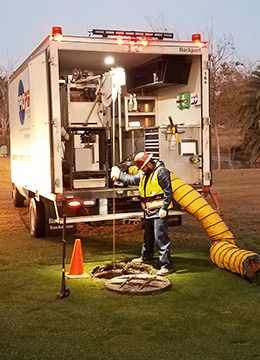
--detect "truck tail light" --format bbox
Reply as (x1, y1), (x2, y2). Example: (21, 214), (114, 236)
(67, 200), (82, 209)
(204, 186), (210, 192)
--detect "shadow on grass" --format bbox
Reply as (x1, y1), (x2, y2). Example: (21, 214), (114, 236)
(173, 255), (214, 275)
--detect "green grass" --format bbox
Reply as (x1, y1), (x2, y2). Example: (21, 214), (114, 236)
(1, 158), (260, 360)
(1, 227), (260, 360)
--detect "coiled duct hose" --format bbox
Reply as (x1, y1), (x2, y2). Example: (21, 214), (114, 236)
(170, 172), (260, 281)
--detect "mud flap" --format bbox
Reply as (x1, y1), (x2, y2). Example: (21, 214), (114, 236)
(44, 200), (76, 237)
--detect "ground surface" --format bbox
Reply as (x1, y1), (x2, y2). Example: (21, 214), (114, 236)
(1, 157), (260, 360)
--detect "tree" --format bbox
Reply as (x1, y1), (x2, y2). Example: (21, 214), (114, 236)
(208, 33), (239, 169)
(0, 68), (9, 148)
(236, 66), (260, 162)
(211, 61), (248, 168)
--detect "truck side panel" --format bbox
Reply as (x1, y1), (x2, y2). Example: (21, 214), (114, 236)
(48, 41), (63, 194)
(9, 66), (31, 188)
(28, 50), (53, 196)
(9, 50), (53, 198)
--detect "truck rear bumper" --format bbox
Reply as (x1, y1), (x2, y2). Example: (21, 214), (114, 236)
(55, 210), (185, 224)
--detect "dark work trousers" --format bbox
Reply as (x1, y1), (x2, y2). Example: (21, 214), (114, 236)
(142, 216), (173, 270)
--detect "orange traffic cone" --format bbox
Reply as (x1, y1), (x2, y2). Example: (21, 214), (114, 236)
(66, 239), (89, 279)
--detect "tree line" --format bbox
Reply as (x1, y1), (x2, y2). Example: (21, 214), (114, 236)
(0, 67), (9, 151)
(209, 33), (260, 168)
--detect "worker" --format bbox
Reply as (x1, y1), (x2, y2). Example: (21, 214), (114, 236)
(111, 152), (173, 276)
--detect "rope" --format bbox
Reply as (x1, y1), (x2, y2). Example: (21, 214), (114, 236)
(112, 99), (116, 271)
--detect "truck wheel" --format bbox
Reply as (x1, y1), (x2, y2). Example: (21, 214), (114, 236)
(29, 198), (46, 237)
(13, 187), (25, 207)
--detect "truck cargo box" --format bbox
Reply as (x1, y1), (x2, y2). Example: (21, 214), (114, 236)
(9, 27), (211, 237)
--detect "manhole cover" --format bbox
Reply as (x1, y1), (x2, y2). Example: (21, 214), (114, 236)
(105, 274), (172, 295)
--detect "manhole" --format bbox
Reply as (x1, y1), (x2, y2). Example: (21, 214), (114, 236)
(105, 274), (172, 295)
(92, 262), (153, 279)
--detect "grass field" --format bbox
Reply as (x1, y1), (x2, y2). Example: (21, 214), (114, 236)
(0, 157), (260, 360)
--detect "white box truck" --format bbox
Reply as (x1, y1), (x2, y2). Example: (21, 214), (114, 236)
(9, 27), (211, 237)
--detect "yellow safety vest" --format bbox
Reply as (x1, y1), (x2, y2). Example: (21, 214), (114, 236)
(139, 167), (173, 211)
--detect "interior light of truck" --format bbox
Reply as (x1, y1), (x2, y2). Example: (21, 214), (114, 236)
(67, 200), (82, 209)
(105, 56), (114, 65)
(129, 121), (141, 127)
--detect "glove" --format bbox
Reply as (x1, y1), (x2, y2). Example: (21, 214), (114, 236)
(159, 208), (167, 218)
(128, 165), (139, 175)
(111, 166), (121, 181)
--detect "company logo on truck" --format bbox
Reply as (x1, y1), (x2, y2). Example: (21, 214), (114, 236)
(18, 80), (30, 125)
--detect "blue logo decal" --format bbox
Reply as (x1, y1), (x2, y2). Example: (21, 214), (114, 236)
(18, 80), (30, 125)
(18, 80), (25, 125)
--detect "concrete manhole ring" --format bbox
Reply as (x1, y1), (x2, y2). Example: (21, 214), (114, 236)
(92, 262), (153, 279)
(105, 274), (172, 295)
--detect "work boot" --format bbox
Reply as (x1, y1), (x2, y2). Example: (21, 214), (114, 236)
(156, 267), (173, 276)
(131, 257), (153, 264)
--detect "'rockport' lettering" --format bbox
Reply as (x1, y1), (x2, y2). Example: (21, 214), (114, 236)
(179, 47), (201, 54)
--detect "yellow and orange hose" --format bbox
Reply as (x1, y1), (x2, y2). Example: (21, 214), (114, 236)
(170, 172), (260, 281)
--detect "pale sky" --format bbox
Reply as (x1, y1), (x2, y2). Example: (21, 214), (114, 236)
(1, 0), (260, 70)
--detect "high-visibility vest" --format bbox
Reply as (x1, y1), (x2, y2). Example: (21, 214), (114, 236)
(139, 167), (173, 210)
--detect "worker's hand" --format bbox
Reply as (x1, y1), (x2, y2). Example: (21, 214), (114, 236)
(111, 166), (120, 181)
(159, 208), (167, 218)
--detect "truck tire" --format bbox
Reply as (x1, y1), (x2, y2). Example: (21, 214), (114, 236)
(13, 187), (25, 208)
(29, 198), (46, 237)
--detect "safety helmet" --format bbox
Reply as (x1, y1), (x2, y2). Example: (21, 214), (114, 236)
(134, 152), (153, 170)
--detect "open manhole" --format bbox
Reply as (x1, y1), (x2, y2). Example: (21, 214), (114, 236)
(105, 274), (172, 295)
(92, 262), (153, 279)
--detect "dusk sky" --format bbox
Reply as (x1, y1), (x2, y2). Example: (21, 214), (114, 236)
(1, 0), (260, 70)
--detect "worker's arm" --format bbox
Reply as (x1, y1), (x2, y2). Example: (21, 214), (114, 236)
(119, 170), (141, 186)
(157, 168), (172, 211)
(111, 166), (141, 186)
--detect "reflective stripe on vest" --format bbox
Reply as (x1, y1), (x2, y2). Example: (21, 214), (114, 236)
(139, 167), (173, 210)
